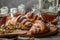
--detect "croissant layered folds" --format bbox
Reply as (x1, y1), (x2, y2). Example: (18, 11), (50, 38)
(17, 15), (33, 30)
(27, 20), (49, 35)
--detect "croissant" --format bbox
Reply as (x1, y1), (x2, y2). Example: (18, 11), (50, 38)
(17, 15), (26, 23)
(20, 19), (32, 30)
(8, 15), (32, 30)
(51, 18), (57, 25)
(25, 12), (38, 22)
(36, 16), (41, 20)
(17, 15), (32, 25)
(27, 20), (48, 36)
(17, 15), (32, 30)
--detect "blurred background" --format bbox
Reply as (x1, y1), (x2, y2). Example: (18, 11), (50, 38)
(0, 0), (39, 8)
(0, 0), (60, 17)
(0, 0), (60, 9)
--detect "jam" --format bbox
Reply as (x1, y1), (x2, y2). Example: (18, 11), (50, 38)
(41, 12), (58, 23)
(0, 14), (7, 26)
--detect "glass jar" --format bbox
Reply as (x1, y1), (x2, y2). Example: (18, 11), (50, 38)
(9, 8), (18, 17)
(0, 6), (9, 14)
(41, 12), (58, 24)
(0, 14), (7, 26)
(48, 6), (57, 12)
(18, 4), (26, 14)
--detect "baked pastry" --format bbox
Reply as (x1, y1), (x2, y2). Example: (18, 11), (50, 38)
(51, 18), (58, 25)
(25, 12), (43, 23)
(27, 20), (48, 36)
(19, 20), (32, 30)
(27, 21), (58, 37)
(17, 15), (32, 26)
(36, 16), (42, 20)
(38, 24), (58, 37)
(13, 12), (25, 17)
(17, 15), (26, 23)
(25, 12), (38, 22)
(17, 15), (32, 30)
(8, 15), (32, 30)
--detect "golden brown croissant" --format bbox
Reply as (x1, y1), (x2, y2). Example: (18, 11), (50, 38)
(13, 12), (25, 17)
(17, 15), (32, 26)
(17, 15), (26, 23)
(51, 18), (57, 25)
(27, 20), (48, 36)
(8, 15), (32, 30)
(17, 15), (32, 30)
(36, 16), (42, 20)
(25, 12), (38, 22)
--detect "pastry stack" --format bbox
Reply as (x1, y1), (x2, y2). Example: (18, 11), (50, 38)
(8, 11), (58, 37)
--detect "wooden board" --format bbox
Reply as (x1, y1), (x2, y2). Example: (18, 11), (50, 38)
(0, 22), (60, 38)
(0, 27), (59, 38)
